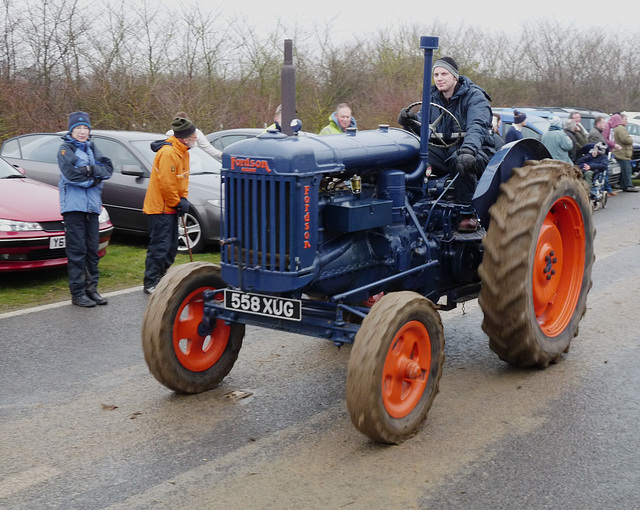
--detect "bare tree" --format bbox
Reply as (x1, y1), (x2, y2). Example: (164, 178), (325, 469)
(3, 0), (640, 140)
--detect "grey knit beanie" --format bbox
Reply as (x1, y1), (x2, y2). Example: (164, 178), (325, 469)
(432, 57), (459, 80)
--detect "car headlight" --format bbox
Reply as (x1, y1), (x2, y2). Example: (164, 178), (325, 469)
(0, 218), (42, 232)
(98, 207), (110, 223)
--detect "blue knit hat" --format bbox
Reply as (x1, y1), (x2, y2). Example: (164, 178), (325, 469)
(513, 110), (527, 124)
(68, 111), (91, 132)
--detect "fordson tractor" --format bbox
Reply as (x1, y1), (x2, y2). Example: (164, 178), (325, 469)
(141, 36), (594, 444)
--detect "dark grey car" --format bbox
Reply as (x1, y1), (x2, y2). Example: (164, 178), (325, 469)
(0, 130), (222, 252)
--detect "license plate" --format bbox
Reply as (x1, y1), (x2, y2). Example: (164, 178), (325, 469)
(224, 289), (302, 321)
(50, 236), (66, 249)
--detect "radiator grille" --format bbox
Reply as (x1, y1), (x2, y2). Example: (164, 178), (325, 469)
(223, 173), (294, 272)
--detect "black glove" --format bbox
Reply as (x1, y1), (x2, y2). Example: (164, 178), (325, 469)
(91, 177), (101, 186)
(398, 108), (418, 127)
(455, 148), (477, 176)
(80, 165), (94, 177)
(176, 197), (190, 217)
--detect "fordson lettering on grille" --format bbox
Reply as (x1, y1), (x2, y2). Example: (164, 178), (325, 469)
(230, 157), (272, 173)
(303, 185), (311, 249)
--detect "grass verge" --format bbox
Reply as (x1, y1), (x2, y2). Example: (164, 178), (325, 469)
(0, 233), (220, 313)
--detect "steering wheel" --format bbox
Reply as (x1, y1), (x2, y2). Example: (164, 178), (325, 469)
(404, 101), (464, 149)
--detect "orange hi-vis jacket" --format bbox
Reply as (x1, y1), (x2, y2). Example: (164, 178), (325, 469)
(142, 136), (190, 215)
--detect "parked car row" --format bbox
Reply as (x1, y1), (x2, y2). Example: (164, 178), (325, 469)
(0, 131), (224, 253)
(491, 106), (634, 187)
(0, 156), (113, 272)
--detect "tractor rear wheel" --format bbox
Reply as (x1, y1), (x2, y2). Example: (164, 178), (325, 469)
(346, 292), (445, 444)
(142, 262), (245, 393)
(478, 159), (595, 368)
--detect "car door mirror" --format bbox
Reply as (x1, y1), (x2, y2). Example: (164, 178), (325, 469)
(121, 164), (145, 177)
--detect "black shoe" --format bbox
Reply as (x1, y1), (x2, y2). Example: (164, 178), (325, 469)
(87, 291), (108, 305)
(624, 187), (639, 192)
(72, 295), (96, 308)
(143, 286), (156, 295)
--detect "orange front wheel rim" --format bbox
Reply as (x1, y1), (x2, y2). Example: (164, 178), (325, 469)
(382, 320), (431, 419)
(533, 196), (586, 337)
(173, 288), (230, 372)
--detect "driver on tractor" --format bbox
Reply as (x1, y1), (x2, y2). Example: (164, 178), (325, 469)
(398, 57), (496, 232)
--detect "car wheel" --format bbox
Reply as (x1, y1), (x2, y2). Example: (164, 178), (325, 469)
(178, 211), (204, 253)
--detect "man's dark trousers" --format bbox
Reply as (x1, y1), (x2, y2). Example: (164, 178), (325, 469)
(144, 213), (179, 289)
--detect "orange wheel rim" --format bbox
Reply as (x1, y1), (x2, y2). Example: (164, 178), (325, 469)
(382, 320), (431, 419)
(533, 196), (585, 337)
(173, 288), (230, 372)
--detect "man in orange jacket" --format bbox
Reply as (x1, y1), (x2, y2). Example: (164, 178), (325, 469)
(142, 117), (196, 294)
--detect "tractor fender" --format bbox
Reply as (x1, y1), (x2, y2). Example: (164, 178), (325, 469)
(473, 138), (551, 229)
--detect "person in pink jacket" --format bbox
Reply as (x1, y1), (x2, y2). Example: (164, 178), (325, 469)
(602, 114), (623, 152)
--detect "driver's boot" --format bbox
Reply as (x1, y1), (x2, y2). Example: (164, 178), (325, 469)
(458, 214), (479, 233)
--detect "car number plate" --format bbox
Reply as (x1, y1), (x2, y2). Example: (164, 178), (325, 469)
(224, 289), (302, 321)
(50, 236), (66, 249)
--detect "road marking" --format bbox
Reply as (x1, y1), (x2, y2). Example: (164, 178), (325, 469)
(0, 465), (61, 498)
(0, 287), (144, 320)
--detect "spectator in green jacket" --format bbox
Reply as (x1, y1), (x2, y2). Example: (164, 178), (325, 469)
(611, 113), (638, 192)
(319, 103), (357, 135)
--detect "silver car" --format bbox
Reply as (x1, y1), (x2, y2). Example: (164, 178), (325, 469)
(0, 130), (222, 253)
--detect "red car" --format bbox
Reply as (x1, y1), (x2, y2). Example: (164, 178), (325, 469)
(0, 157), (113, 272)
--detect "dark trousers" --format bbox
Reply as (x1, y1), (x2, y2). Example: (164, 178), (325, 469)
(429, 145), (492, 212)
(144, 214), (178, 288)
(63, 211), (100, 298)
(619, 159), (633, 190)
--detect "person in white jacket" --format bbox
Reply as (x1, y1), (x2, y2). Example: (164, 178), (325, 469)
(166, 112), (222, 160)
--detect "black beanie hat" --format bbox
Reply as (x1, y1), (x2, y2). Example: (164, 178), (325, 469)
(68, 111), (91, 132)
(172, 117), (196, 138)
(433, 56), (459, 79)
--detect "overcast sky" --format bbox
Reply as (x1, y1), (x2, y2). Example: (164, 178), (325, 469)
(173, 0), (639, 42)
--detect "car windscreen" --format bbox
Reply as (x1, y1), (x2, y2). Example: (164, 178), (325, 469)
(129, 140), (222, 176)
(0, 157), (23, 178)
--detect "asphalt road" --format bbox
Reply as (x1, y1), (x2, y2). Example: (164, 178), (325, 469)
(1, 192), (640, 509)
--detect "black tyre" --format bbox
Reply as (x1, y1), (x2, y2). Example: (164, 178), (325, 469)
(478, 159), (595, 368)
(142, 262), (244, 393)
(177, 211), (204, 254)
(346, 292), (445, 444)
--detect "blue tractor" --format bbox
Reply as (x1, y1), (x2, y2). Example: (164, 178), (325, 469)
(141, 37), (595, 444)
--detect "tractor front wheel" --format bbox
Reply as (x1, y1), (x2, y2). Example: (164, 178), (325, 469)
(346, 292), (445, 444)
(142, 262), (245, 393)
